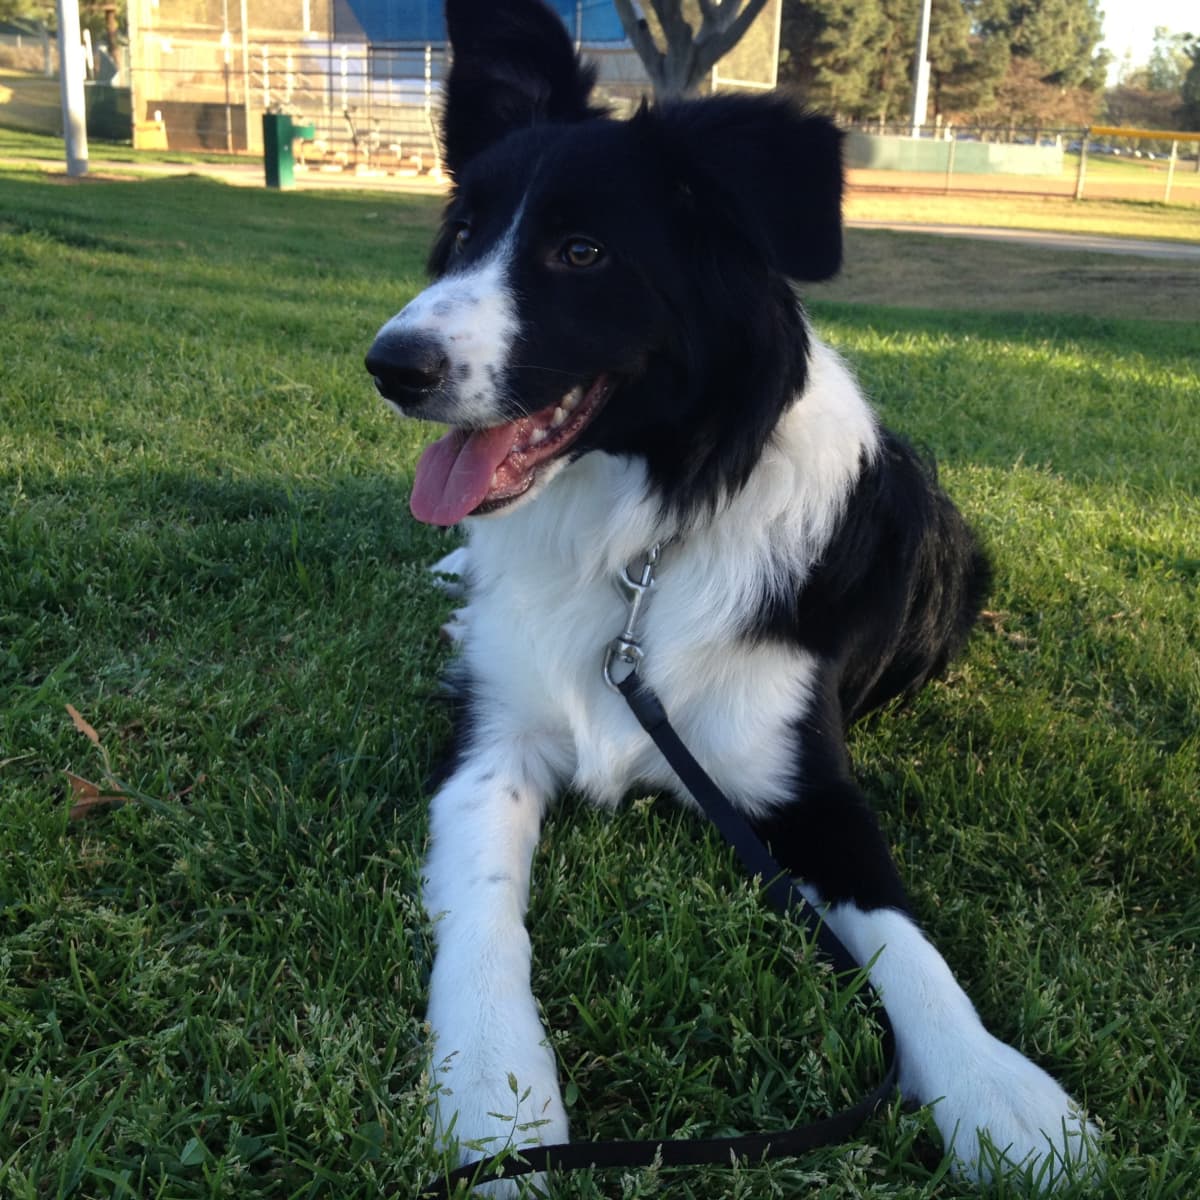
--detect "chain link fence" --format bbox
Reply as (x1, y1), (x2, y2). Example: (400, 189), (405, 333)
(845, 122), (1200, 204)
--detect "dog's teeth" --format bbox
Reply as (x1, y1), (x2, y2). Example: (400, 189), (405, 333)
(561, 386), (583, 412)
(551, 406), (567, 428)
(529, 427), (548, 445)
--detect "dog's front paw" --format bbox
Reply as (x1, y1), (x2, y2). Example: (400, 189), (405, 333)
(430, 1037), (568, 1197)
(913, 1031), (1099, 1191)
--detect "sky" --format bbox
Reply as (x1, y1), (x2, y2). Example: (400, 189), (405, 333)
(1100, 0), (1197, 81)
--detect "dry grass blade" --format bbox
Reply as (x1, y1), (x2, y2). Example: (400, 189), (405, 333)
(65, 703), (101, 746)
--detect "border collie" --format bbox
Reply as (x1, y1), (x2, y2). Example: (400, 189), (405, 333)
(365, 0), (1097, 1192)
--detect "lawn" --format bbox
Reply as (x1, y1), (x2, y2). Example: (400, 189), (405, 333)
(0, 121), (264, 168)
(0, 69), (60, 136)
(1, 170), (1198, 1200)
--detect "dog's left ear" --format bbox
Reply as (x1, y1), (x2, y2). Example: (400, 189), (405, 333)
(442, 0), (600, 176)
(647, 95), (844, 282)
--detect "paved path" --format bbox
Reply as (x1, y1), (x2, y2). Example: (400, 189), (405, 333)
(846, 219), (1200, 262)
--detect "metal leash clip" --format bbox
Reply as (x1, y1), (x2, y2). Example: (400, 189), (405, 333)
(602, 542), (662, 691)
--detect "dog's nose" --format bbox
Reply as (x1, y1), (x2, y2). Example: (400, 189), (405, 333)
(365, 330), (450, 405)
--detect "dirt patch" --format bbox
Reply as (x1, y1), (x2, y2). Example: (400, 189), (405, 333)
(811, 228), (1200, 322)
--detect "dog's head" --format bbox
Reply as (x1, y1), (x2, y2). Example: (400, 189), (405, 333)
(366, 0), (844, 527)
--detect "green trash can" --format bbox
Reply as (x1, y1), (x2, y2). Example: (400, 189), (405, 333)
(262, 112), (315, 190)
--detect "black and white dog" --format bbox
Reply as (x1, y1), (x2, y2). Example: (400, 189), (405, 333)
(366, 0), (1097, 1191)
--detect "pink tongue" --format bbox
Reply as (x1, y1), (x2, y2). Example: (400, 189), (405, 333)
(410, 423), (522, 526)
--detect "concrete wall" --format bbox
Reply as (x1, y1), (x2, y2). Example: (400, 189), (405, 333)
(845, 132), (1063, 177)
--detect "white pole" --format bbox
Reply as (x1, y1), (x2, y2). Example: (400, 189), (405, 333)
(55, 0), (88, 177)
(1164, 139), (1178, 204)
(911, 0), (932, 138)
(126, 0), (141, 146)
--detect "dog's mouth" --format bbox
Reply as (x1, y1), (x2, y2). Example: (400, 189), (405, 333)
(409, 375), (612, 526)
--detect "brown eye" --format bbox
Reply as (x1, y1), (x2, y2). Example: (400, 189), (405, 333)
(560, 237), (604, 268)
(453, 223), (471, 253)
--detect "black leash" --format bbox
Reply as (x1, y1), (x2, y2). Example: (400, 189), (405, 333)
(419, 670), (898, 1197)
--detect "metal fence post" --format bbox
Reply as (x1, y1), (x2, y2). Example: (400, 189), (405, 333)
(944, 127), (956, 194)
(1164, 139), (1178, 204)
(239, 0), (250, 151)
(1073, 130), (1089, 201)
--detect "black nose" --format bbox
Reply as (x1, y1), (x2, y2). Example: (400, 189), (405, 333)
(365, 330), (450, 405)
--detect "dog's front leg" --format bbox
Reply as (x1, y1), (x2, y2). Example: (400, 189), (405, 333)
(422, 752), (567, 1195)
(756, 782), (1098, 1191)
(816, 898), (1099, 1189)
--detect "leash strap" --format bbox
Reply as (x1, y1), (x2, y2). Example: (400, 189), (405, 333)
(419, 674), (898, 1198)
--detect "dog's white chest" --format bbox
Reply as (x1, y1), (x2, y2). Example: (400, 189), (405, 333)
(459, 464), (817, 814)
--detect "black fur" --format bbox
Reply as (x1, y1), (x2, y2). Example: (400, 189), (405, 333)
(442, 0), (603, 177)
(364, 7), (1097, 1183)
(421, 0), (990, 910)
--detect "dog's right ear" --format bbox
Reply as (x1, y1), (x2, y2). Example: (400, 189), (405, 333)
(442, 0), (600, 176)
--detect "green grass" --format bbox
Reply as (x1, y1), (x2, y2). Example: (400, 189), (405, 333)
(2, 169), (1198, 1199)
(0, 121), (258, 167)
(0, 70), (61, 137)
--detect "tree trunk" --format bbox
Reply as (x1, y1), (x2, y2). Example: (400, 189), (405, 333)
(612, 0), (773, 99)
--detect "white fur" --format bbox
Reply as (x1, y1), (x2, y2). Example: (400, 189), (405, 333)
(799, 887), (1099, 1187)
(419, 330), (1097, 1192)
(458, 338), (877, 813)
(378, 234), (520, 427)
(424, 757), (567, 1198)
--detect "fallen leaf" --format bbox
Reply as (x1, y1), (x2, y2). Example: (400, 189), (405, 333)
(64, 771), (126, 820)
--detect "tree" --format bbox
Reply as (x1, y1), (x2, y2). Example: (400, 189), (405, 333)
(781, 0), (1010, 124)
(972, 53), (1101, 126)
(0, 0), (51, 23)
(611, 0), (773, 97)
(974, 0), (1109, 90)
(1145, 27), (1191, 92)
(1103, 83), (1183, 131)
(780, 0), (890, 118)
(779, 0), (1107, 126)
(1105, 30), (1192, 133)
(924, 0), (1010, 119)
(1182, 36), (1200, 130)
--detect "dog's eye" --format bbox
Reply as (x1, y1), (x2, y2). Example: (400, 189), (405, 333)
(452, 223), (472, 254)
(559, 238), (604, 269)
